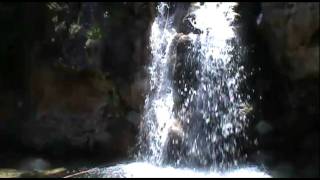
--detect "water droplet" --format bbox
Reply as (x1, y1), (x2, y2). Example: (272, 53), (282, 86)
(256, 13), (263, 25)
(104, 11), (109, 18)
(205, 118), (210, 124)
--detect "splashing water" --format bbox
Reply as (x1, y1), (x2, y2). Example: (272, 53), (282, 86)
(135, 2), (178, 164)
(83, 161), (270, 178)
(82, 2), (270, 178)
(169, 2), (250, 169)
(138, 2), (251, 169)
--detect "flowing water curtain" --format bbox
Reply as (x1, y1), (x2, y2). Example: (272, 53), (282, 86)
(137, 2), (178, 165)
(138, 2), (251, 170)
(171, 2), (251, 170)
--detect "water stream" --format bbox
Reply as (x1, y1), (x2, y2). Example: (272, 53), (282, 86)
(138, 2), (250, 168)
(77, 2), (270, 177)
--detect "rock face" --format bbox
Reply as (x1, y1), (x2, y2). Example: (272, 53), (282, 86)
(168, 33), (201, 113)
(170, 3), (202, 35)
(23, 66), (123, 155)
(235, 2), (319, 177)
(0, 2), (156, 163)
(259, 2), (319, 80)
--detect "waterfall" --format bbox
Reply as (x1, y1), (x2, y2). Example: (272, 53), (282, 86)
(137, 2), (251, 170)
(136, 2), (177, 165)
(79, 2), (271, 178)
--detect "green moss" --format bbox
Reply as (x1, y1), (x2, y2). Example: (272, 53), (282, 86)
(86, 25), (103, 40)
(0, 169), (26, 178)
(0, 168), (67, 178)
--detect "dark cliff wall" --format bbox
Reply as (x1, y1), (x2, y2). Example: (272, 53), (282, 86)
(0, 2), (156, 166)
(236, 2), (319, 178)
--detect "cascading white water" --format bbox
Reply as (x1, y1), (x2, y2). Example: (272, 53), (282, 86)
(82, 2), (271, 178)
(136, 2), (177, 164)
(138, 2), (251, 169)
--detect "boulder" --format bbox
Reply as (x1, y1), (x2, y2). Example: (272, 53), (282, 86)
(168, 33), (201, 111)
(259, 2), (319, 80)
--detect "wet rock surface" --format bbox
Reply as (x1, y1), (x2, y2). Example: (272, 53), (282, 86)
(0, 2), (155, 167)
(235, 2), (319, 177)
(168, 33), (201, 112)
(259, 2), (319, 80)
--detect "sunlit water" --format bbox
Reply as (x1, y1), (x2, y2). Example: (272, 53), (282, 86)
(83, 161), (270, 178)
(136, 2), (177, 164)
(80, 2), (270, 178)
(138, 2), (252, 167)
